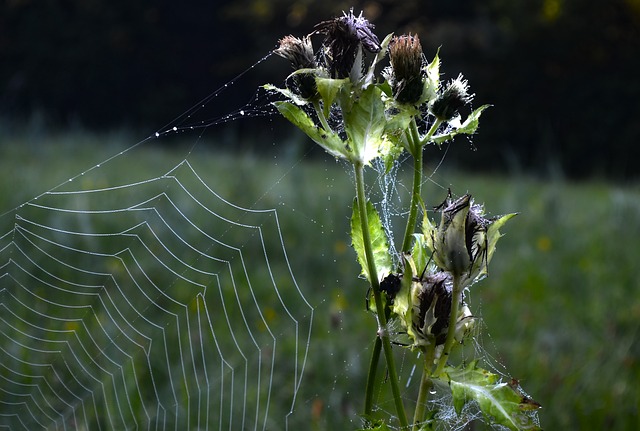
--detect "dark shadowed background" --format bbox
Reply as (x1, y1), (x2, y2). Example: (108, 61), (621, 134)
(2, 0), (639, 179)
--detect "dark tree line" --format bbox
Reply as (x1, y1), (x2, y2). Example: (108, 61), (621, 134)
(2, 0), (639, 178)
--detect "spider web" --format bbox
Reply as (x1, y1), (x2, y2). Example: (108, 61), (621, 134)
(0, 152), (316, 430)
(0, 54), (322, 430)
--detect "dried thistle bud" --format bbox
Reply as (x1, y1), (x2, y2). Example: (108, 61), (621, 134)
(434, 193), (473, 277)
(388, 34), (424, 105)
(274, 35), (316, 69)
(274, 35), (318, 100)
(430, 74), (474, 121)
(430, 191), (513, 283)
(412, 271), (452, 346)
(315, 9), (381, 79)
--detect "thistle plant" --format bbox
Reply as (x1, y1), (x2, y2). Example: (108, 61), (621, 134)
(267, 9), (541, 431)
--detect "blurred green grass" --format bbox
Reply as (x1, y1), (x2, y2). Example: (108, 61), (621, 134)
(1, 131), (639, 430)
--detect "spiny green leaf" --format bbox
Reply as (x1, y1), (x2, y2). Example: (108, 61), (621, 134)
(263, 84), (308, 106)
(272, 101), (349, 160)
(486, 212), (517, 265)
(350, 198), (393, 284)
(432, 104), (491, 145)
(419, 50), (441, 105)
(456, 104), (491, 135)
(444, 361), (542, 431)
(363, 33), (394, 86)
(421, 201), (437, 254)
(410, 233), (431, 278)
(343, 84), (388, 165)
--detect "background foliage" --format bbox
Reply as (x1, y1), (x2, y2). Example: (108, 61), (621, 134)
(2, 0), (640, 178)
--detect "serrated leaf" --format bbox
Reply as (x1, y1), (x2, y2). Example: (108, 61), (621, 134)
(343, 84), (388, 165)
(363, 32), (394, 86)
(486, 212), (517, 265)
(264, 84), (309, 106)
(457, 104), (491, 135)
(444, 361), (542, 431)
(350, 198), (393, 284)
(389, 254), (417, 323)
(410, 233), (430, 277)
(272, 101), (349, 160)
(421, 202), (437, 254)
(419, 50), (441, 105)
(432, 104), (491, 145)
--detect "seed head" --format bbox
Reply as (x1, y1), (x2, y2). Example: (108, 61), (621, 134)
(388, 34), (425, 105)
(430, 74), (474, 121)
(315, 9), (381, 79)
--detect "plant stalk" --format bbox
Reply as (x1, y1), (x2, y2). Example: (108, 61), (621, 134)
(400, 121), (424, 253)
(356, 162), (408, 428)
(400, 118), (442, 253)
(363, 332), (382, 415)
(412, 360), (433, 431)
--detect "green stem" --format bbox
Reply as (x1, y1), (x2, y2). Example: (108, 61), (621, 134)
(400, 118), (442, 254)
(412, 360), (433, 431)
(356, 162), (408, 429)
(400, 124), (423, 253)
(412, 343), (437, 428)
(433, 275), (463, 377)
(421, 118), (443, 147)
(363, 333), (383, 415)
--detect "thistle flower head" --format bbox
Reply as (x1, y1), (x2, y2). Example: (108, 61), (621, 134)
(274, 35), (318, 100)
(274, 35), (316, 69)
(430, 74), (474, 121)
(388, 34), (425, 104)
(315, 9), (381, 79)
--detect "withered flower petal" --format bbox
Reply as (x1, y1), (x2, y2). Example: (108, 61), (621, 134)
(389, 34), (425, 104)
(315, 9), (381, 79)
